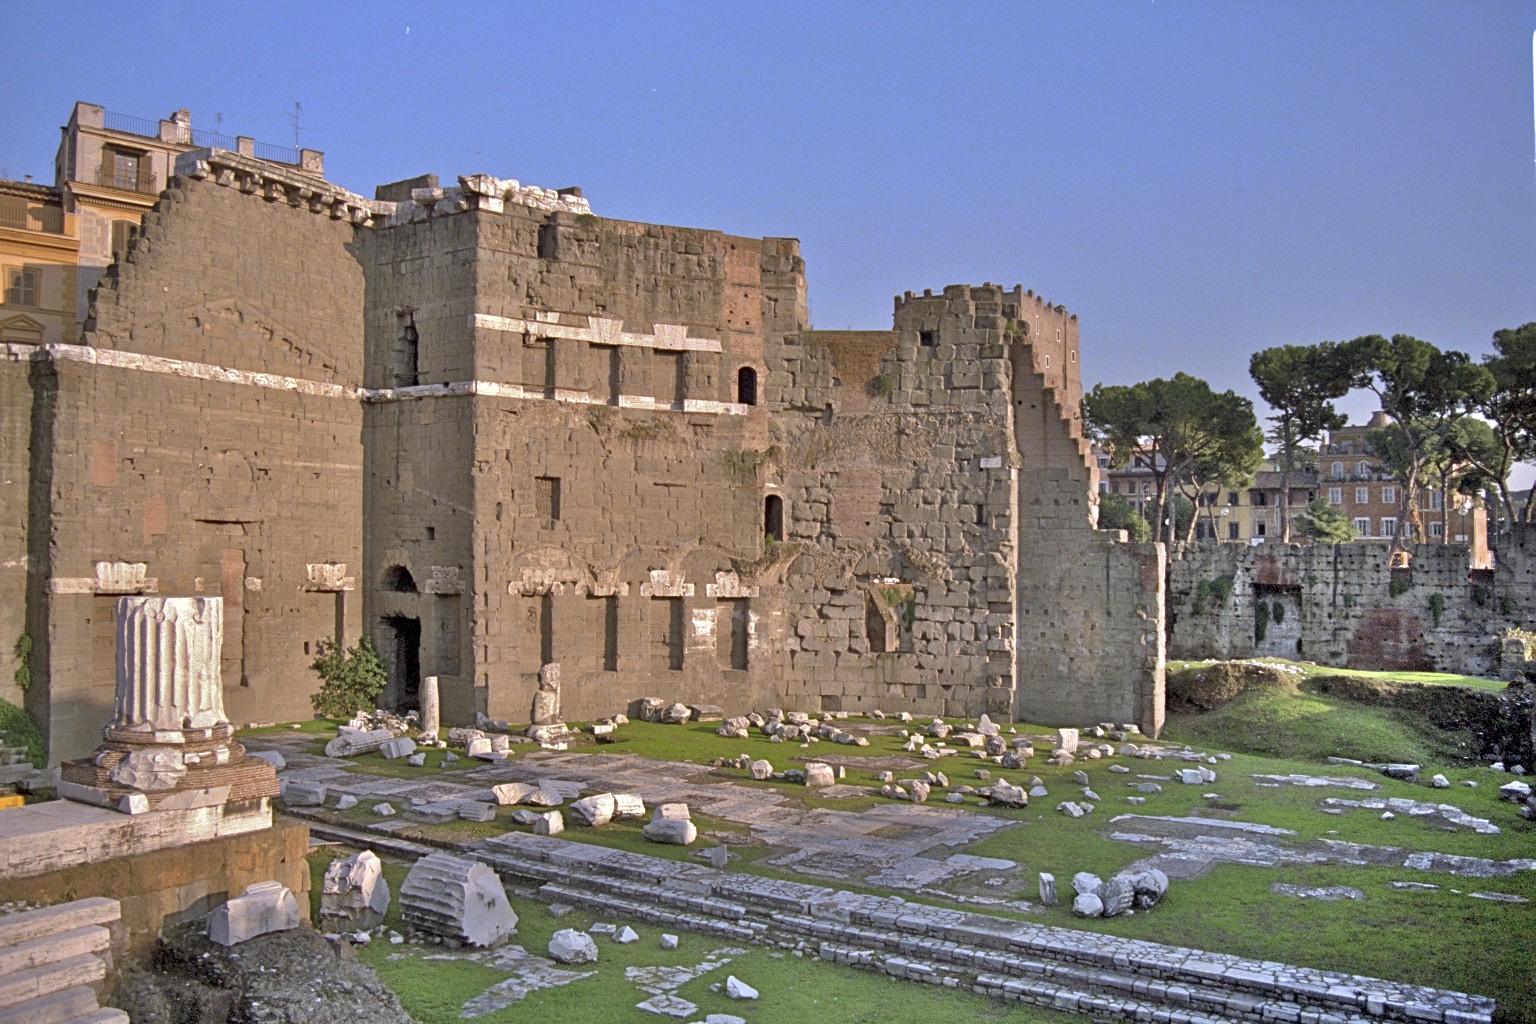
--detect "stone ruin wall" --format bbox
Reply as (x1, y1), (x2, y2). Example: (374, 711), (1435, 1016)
(763, 284), (1164, 732)
(18, 161), (367, 759)
(3, 147), (1167, 757)
(996, 297), (1165, 735)
(0, 350), (31, 708)
(1168, 530), (1536, 676)
(358, 191), (808, 725)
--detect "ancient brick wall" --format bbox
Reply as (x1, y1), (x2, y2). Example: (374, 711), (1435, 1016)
(1168, 530), (1536, 675)
(761, 283), (1163, 730)
(31, 168), (366, 759)
(359, 197), (800, 724)
(0, 352), (32, 708)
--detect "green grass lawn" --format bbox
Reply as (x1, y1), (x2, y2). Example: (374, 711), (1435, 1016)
(0, 698), (44, 766)
(310, 852), (1082, 1024)
(1168, 658), (1510, 693)
(281, 676), (1536, 1014)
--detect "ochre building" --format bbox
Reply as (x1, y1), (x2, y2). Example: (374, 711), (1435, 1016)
(2, 142), (1164, 763)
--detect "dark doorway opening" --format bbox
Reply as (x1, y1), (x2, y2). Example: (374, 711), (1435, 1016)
(381, 614), (421, 710)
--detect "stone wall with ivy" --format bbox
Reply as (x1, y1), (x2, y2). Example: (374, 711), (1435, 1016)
(1168, 528), (1536, 676)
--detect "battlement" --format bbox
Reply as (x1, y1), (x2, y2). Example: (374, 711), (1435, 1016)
(892, 283), (1077, 327)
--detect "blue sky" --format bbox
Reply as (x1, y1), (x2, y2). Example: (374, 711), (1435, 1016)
(5, 1), (1532, 467)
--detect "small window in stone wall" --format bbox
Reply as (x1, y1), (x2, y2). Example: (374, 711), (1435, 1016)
(602, 596), (619, 671)
(764, 494), (784, 542)
(536, 476), (561, 523)
(866, 584), (915, 654)
(919, 330), (937, 348)
(393, 311), (419, 387)
(737, 366), (758, 406)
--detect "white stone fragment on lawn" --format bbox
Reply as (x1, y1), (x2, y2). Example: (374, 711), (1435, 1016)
(534, 809), (565, 835)
(399, 851), (517, 947)
(1072, 892), (1104, 918)
(749, 759), (773, 780)
(1038, 872), (1058, 907)
(1056, 728), (1079, 754)
(335, 794), (358, 810)
(320, 850), (391, 931)
(570, 793), (617, 826)
(248, 749), (285, 770)
(459, 801), (497, 822)
(381, 737), (417, 759)
(725, 976), (759, 1000)
(325, 728), (394, 758)
(208, 881), (299, 946)
(548, 927), (599, 964)
(373, 802), (396, 816)
(1072, 872), (1103, 896)
(615, 925), (639, 943)
(283, 782), (327, 806)
(804, 763), (835, 787)
(660, 933), (679, 949)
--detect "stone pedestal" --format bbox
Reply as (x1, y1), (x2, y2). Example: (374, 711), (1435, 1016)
(58, 596), (278, 816)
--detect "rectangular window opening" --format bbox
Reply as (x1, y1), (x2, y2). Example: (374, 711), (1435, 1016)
(535, 476), (561, 524)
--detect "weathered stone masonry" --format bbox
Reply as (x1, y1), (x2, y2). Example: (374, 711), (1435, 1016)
(2, 149), (1163, 761)
(1168, 531), (1536, 675)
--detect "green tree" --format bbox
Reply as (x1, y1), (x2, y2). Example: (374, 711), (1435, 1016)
(309, 635), (388, 720)
(1340, 334), (1495, 545)
(1249, 342), (1354, 542)
(1295, 496), (1357, 544)
(1083, 373), (1264, 553)
(1460, 323), (1536, 528)
(1096, 491), (1152, 541)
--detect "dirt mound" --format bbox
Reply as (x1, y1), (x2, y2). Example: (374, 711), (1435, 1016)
(111, 922), (413, 1024)
(1168, 661), (1295, 712)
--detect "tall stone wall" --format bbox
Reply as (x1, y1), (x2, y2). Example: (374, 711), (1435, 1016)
(358, 195), (801, 724)
(0, 351), (32, 708)
(28, 166), (366, 759)
(1168, 531), (1536, 675)
(3, 148), (1166, 754)
(765, 318), (1019, 719)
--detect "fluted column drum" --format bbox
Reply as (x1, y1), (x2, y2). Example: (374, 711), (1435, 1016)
(113, 596), (229, 734)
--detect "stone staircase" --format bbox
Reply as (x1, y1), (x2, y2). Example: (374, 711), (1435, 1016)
(0, 897), (127, 1024)
(468, 832), (1495, 1024)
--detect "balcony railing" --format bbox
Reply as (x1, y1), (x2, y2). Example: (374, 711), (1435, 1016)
(101, 110), (162, 139)
(0, 205), (65, 233)
(95, 162), (158, 195)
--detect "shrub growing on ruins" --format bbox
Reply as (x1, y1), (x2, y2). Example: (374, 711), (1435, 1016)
(1428, 592), (1446, 627)
(309, 636), (388, 720)
(12, 633), (31, 692)
(1254, 602), (1269, 642)
(1389, 577), (1412, 598)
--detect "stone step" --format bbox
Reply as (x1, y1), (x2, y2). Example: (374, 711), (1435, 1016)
(0, 925), (112, 977)
(0, 898), (119, 950)
(60, 1010), (129, 1024)
(0, 986), (100, 1024)
(0, 953), (105, 1009)
(791, 915), (1377, 1024)
(466, 833), (1493, 1024)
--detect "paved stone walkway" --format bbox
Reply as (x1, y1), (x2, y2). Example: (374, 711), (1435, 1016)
(258, 733), (1017, 892)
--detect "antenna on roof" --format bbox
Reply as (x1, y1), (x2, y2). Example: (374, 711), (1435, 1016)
(289, 101), (302, 149)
